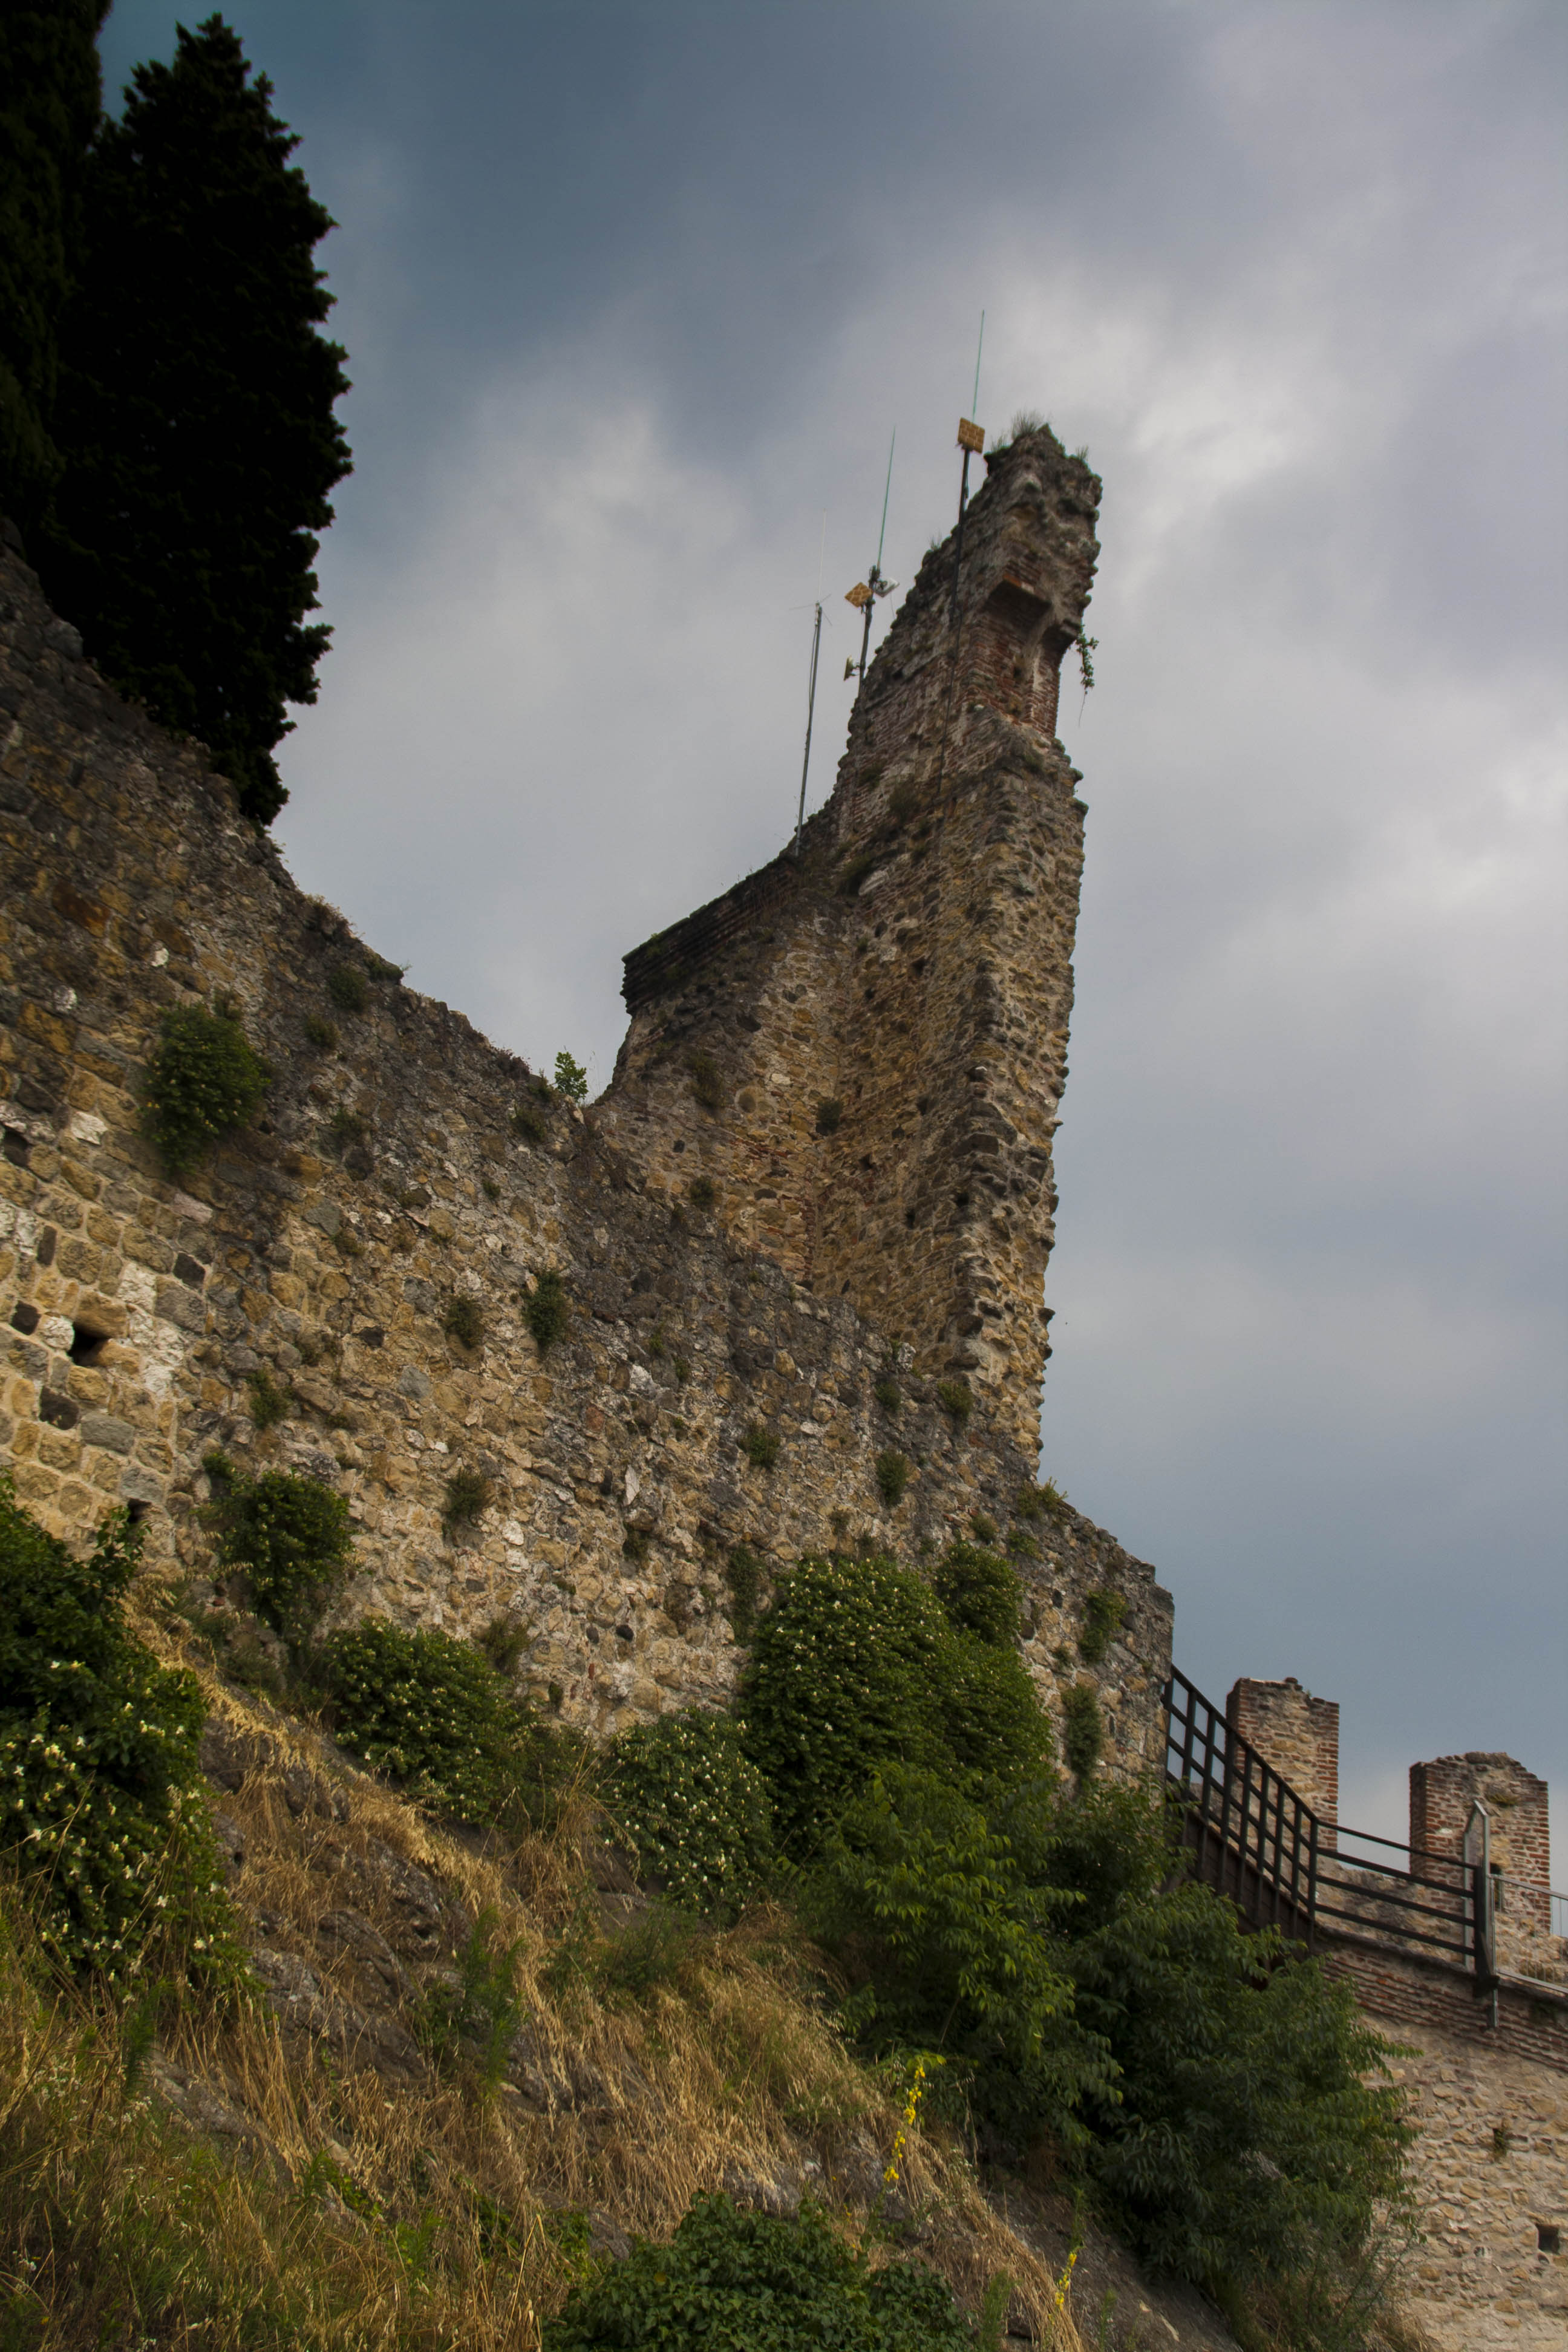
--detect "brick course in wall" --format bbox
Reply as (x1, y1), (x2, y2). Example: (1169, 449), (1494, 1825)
(0, 511), (1172, 1772)
(1227, 1674), (1340, 1846)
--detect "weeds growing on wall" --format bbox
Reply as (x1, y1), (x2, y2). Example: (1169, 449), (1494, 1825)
(246, 1363), (292, 1428)
(725, 1545), (762, 1641)
(326, 963), (368, 1013)
(743, 1423), (782, 1471)
(687, 1050), (724, 1111)
(207, 1457), (354, 1639)
(874, 1449), (909, 1508)
(140, 999), (270, 1177)
(443, 1466), (492, 1526)
(815, 1097), (843, 1135)
(689, 1174), (717, 1209)
(511, 1099), (547, 1144)
(525, 1271), (569, 1352)
(1077, 1590), (1126, 1666)
(873, 1376), (901, 1415)
(937, 1379), (973, 1424)
(443, 1293), (483, 1350)
(0, 1480), (236, 1980)
(1061, 1684), (1103, 1779)
(303, 1012), (337, 1051)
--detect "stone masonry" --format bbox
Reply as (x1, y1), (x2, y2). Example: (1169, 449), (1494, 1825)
(0, 459), (1172, 1775)
(598, 426), (1099, 1465)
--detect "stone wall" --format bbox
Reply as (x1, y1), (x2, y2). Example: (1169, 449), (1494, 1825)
(600, 426), (1099, 1465)
(0, 518), (1172, 1774)
(1377, 2016), (1567, 2352)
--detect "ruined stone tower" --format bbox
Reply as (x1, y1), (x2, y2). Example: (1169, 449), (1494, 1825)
(598, 426), (1100, 1459)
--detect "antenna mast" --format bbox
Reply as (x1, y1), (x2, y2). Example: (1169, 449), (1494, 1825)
(844, 428), (898, 690)
(950, 311), (985, 623)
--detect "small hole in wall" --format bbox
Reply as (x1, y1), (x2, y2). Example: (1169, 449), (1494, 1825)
(1540, 2224), (1561, 2255)
(673, 1140), (685, 1153)
(125, 1499), (150, 1526)
(68, 1322), (108, 1365)
(904, 1207), (917, 1226)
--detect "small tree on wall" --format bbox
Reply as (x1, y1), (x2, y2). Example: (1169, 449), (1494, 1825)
(34, 13), (351, 825)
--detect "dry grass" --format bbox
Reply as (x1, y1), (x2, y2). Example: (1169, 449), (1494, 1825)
(0, 1584), (1093, 2347)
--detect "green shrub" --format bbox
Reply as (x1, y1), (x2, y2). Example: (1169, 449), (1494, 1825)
(140, 1001), (270, 1178)
(1006, 1528), (1039, 1560)
(971, 1513), (997, 1543)
(327, 1105), (368, 1151)
(544, 2192), (974, 2351)
(936, 1379), (973, 1423)
(325, 1619), (538, 1826)
(814, 1097), (843, 1135)
(442, 1293), (483, 1350)
(304, 1013), (337, 1051)
(419, 1907), (524, 2092)
(687, 1050), (724, 1112)
(1061, 1683), (1103, 1777)
(1070, 1884), (1413, 2298)
(1077, 1589), (1126, 1665)
(443, 1467), (491, 1526)
(525, 1271), (569, 1351)
(874, 1449), (909, 1507)
(553, 1050), (589, 1103)
(210, 1464), (353, 1637)
(0, 1479), (234, 1979)
(873, 1376), (901, 1415)
(607, 1710), (774, 1919)
(246, 1365), (292, 1429)
(813, 1766), (1108, 2149)
(930, 1541), (1021, 1645)
(743, 1423), (781, 1471)
(688, 1175), (717, 1209)
(326, 964), (368, 1013)
(511, 1100), (547, 1144)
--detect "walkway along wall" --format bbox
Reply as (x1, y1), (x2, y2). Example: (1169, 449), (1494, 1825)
(0, 438), (1172, 1772)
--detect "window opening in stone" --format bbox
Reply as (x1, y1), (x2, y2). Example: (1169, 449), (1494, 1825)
(1539, 2224), (1561, 2255)
(68, 1321), (108, 1365)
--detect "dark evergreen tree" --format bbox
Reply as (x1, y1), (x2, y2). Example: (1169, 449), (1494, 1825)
(37, 15), (350, 823)
(0, 1), (108, 535)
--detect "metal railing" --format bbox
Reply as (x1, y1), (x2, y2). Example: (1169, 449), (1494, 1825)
(1164, 1669), (1319, 1940)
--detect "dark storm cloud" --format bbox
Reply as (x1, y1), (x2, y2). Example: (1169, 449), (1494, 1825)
(98, 1), (1567, 1859)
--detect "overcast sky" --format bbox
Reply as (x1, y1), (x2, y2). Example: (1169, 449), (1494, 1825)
(102, 1), (1568, 1866)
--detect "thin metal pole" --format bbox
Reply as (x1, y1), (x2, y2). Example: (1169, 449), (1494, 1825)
(793, 601), (822, 858)
(875, 428), (895, 576)
(972, 309), (985, 417)
(949, 445), (971, 625)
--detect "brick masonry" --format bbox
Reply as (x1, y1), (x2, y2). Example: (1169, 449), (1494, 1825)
(0, 480), (1172, 1774)
(1227, 1674), (1340, 1844)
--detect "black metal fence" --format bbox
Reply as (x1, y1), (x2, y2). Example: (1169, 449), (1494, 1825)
(1164, 1669), (1483, 1978)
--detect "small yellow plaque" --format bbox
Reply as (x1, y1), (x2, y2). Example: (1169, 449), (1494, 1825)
(956, 417), (985, 454)
(844, 581), (874, 609)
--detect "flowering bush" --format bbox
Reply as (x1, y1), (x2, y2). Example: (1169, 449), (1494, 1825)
(325, 1619), (540, 1827)
(606, 1710), (773, 1919)
(0, 1478), (234, 1979)
(208, 1459), (353, 1636)
(740, 1550), (1050, 1854)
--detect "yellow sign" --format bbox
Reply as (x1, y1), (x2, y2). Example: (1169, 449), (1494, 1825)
(956, 417), (985, 454)
(844, 581), (873, 609)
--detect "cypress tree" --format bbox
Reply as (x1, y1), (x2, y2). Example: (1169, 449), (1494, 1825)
(37, 15), (350, 825)
(0, 1), (108, 536)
